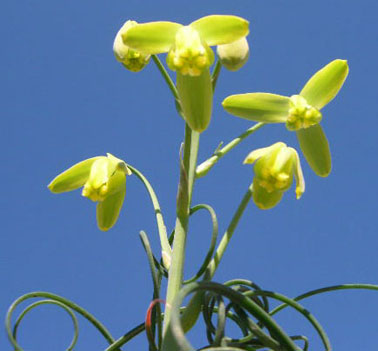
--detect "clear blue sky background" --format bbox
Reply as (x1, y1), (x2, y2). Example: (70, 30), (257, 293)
(1, 0), (377, 350)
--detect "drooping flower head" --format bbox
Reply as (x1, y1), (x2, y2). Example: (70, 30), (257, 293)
(118, 15), (249, 133)
(244, 142), (305, 209)
(48, 154), (131, 231)
(113, 20), (151, 72)
(223, 59), (349, 176)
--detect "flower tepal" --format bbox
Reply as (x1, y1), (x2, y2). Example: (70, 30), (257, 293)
(48, 154), (131, 231)
(244, 142), (305, 209)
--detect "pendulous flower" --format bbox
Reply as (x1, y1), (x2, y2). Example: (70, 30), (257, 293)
(118, 15), (249, 133)
(223, 59), (349, 177)
(48, 153), (131, 231)
(113, 20), (151, 72)
(244, 142), (305, 209)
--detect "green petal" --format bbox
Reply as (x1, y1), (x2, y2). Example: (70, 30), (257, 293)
(177, 69), (213, 132)
(122, 21), (182, 54)
(191, 15), (249, 46)
(296, 124), (331, 177)
(106, 168), (127, 197)
(253, 181), (284, 210)
(300, 59), (349, 110)
(222, 93), (290, 123)
(48, 157), (103, 193)
(97, 188), (126, 231)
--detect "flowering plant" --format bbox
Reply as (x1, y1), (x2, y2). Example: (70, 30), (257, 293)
(5, 10), (377, 351)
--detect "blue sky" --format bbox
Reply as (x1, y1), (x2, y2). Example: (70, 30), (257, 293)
(1, 0), (378, 350)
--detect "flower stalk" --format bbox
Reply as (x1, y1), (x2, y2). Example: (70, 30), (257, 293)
(162, 125), (200, 341)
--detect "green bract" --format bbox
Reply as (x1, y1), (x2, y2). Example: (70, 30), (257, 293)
(48, 154), (131, 231)
(244, 142), (305, 210)
(113, 20), (151, 72)
(223, 59), (349, 177)
(119, 15), (249, 133)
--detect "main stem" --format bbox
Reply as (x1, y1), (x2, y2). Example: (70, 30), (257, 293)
(163, 124), (200, 336)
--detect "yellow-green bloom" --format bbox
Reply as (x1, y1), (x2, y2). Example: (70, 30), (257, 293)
(244, 142), (305, 209)
(121, 15), (249, 77)
(48, 154), (131, 231)
(113, 20), (151, 72)
(223, 59), (349, 177)
(217, 37), (249, 72)
(119, 15), (249, 133)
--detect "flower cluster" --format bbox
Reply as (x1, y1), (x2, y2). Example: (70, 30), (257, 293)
(48, 15), (349, 229)
(114, 15), (250, 133)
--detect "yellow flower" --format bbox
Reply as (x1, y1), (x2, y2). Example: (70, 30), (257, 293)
(119, 15), (249, 132)
(244, 142), (305, 209)
(223, 59), (349, 177)
(113, 20), (150, 72)
(48, 153), (131, 231)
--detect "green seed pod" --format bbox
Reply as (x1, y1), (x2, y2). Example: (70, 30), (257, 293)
(176, 68), (213, 133)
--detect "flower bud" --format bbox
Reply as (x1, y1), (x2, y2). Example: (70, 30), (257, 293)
(244, 142), (305, 209)
(217, 37), (249, 71)
(167, 26), (214, 77)
(286, 95), (322, 131)
(113, 20), (150, 72)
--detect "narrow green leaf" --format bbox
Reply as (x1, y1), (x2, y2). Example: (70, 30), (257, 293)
(122, 22), (182, 54)
(96, 188), (126, 231)
(300, 59), (349, 110)
(191, 15), (249, 46)
(296, 124), (331, 177)
(48, 157), (102, 193)
(222, 93), (290, 123)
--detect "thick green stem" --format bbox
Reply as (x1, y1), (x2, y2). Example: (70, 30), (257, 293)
(163, 125), (200, 339)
